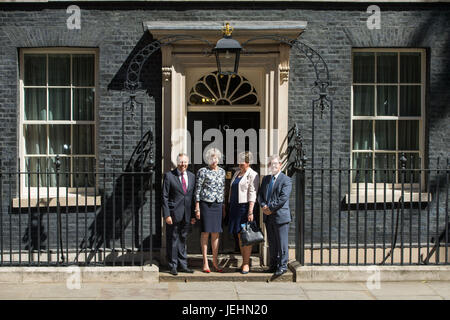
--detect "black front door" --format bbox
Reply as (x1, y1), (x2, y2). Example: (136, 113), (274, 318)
(186, 112), (260, 254)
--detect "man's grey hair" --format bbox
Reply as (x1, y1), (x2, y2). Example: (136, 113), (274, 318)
(268, 154), (281, 165)
(205, 147), (222, 164)
(176, 153), (189, 164)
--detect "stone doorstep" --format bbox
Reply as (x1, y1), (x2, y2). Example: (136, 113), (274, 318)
(187, 254), (261, 268)
(289, 261), (450, 282)
(159, 268), (294, 282)
(0, 263), (159, 284)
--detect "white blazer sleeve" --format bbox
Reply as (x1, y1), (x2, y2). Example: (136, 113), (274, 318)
(247, 171), (259, 203)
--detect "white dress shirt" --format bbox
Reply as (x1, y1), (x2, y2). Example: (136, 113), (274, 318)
(176, 169), (188, 189)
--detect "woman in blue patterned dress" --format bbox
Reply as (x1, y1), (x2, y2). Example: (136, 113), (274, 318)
(227, 151), (259, 274)
(194, 148), (226, 273)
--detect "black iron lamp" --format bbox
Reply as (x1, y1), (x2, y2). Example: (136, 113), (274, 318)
(213, 23), (242, 75)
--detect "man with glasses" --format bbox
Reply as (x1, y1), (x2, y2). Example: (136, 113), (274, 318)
(258, 155), (292, 276)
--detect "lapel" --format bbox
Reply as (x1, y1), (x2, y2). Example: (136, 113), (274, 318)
(271, 172), (283, 196)
(172, 169), (184, 192)
(187, 171), (194, 192)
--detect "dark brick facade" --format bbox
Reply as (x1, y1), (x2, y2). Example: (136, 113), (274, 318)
(0, 2), (448, 258)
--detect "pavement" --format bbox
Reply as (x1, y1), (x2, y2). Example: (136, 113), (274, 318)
(0, 280), (449, 300)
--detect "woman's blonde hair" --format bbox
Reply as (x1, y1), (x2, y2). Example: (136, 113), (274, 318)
(237, 151), (253, 164)
(204, 147), (222, 165)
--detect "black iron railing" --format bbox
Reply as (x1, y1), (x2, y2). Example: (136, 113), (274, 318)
(292, 157), (449, 266)
(0, 159), (155, 267)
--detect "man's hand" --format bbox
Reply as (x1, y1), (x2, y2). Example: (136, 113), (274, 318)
(248, 213), (254, 222)
(262, 206), (272, 215)
(190, 218), (196, 225)
(165, 216), (173, 225)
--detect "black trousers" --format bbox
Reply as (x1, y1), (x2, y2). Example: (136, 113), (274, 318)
(166, 220), (190, 270)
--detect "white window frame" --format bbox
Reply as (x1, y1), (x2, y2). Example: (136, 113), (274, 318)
(18, 47), (99, 200)
(350, 48), (426, 191)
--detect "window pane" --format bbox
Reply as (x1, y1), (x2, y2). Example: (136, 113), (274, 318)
(24, 125), (47, 155)
(73, 125), (94, 155)
(400, 86), (421, 116)
(353, 52), (374, 83)
(24, 88), (46, 120)
(375, 120), (396, 150)
(48, 54), (70, 86)
(398, 153), (420, 183)
(73, 157), (95, 187)
(48, 157), (70, 187)
(73, 54), (95, 86)
(398, 120), (419, 150)
(25, 157), (48, 187)
(353, 86), (374, 116)
(353, 120), (373, 150)
(352, 153), (373, 183)
(73, 88), (95, 120)
(376, 85), (397, 116)
(49, 88), (71, 120)
(400, 52), (421, 83)
(49, 125), (71, 155)
(375, 153), (396, 183)
(377, 52), (397, 83)
(24, 54), (46, 86)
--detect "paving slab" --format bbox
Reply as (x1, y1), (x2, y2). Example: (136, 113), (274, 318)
(374, 295), (444, 300)
(304, 290), (375, 300)
(424, 281), (450, 299)
(298, 282), (368, 291)
(29, 283), (101, 298)
(234, 282), (305, 295)
(168, 291), (238, 300)
(238, 294), (308, 300)
(169, 282), (236, 291)
(368, 281), (438, 297)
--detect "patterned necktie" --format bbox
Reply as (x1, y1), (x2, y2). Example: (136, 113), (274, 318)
(266, 175), (275, 200)
(181, 173), (187, 194)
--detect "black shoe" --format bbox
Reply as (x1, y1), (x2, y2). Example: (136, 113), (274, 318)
(169, 268), (178, 276)
(266, 267), (277, 273)
(178, 267), (194, 273)
(273, 269), (287, 277)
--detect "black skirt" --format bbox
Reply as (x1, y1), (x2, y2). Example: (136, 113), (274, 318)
(200, 201), (223, 233)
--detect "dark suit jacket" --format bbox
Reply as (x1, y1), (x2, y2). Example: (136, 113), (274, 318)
(257, 172), (292, 224)
(162, 169), (196, 223)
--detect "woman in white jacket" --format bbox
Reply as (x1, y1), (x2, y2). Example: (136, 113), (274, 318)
(227, 151), (259, 274)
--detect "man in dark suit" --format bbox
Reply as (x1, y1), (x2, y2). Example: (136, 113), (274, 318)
(257, 154), (292, 276)
(162, 153), (196, 275)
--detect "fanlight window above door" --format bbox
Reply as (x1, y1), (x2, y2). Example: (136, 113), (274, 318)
(188, 71), (259, 106)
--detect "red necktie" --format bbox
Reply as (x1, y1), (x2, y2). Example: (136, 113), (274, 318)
(181, 174), (187, 194)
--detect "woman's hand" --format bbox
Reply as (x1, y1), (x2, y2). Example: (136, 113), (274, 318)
(247, 213), (254, 222)
(195, 202), (200, 220)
